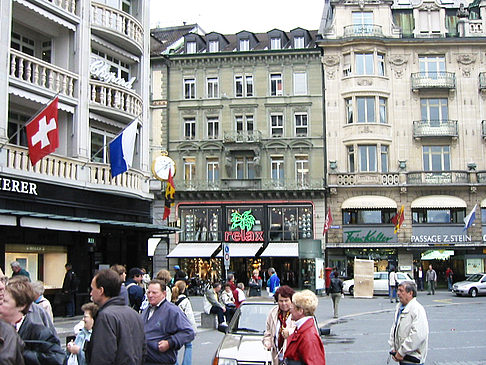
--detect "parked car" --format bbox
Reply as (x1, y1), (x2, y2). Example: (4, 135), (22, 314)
(343, 271), (414, 296)
(452, 273), (486, 297)
(212, 300), (330, 365)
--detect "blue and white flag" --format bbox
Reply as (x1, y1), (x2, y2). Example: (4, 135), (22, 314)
(463, 204), (477, 231)
(109, 118), (139, 178)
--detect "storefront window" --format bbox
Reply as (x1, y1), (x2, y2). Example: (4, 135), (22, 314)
(181, 258), (221, 282)
(180, 207), (221, 242)
(343, 209), (395, 224)
(226, 206), (264, 232)
(268, 206), (313, 241)
(412, 208), (465, 224)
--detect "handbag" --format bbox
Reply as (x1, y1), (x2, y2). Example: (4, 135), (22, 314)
(66, 354), (78, 365)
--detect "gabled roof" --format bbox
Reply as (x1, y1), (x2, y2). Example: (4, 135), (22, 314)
(150, 24), (205, 55)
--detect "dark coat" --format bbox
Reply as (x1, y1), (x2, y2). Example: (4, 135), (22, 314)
(62, 269), (78, 294)
(126, 279), (144, 311)
(284, 318), (326, 365)
(12, 268), (30, 280)
(87, 296), (146, 365)
(248, 276), (262, 297)
(18, 315), (64, 365)
(329, 277), (343, 294)
(0, 320), (24, 365)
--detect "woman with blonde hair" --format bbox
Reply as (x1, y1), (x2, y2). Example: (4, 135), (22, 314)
(171, 280), (196, 365)
(284, 290), (326, 365)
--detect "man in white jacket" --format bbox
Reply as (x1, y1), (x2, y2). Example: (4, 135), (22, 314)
(388, 281), (429, 365)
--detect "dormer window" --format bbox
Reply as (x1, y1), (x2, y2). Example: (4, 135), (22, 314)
(186, 41), (196, 54)
(294, 36), (305, 48)
(208, 40), (219, 52)
(239, 39), (250, 51)
(270, 37), (281, 50)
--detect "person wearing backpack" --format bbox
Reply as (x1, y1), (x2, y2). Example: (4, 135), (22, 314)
(62, 263), (79, 317)
(126, 268), (144, 312)
(171, 280), (196, 365)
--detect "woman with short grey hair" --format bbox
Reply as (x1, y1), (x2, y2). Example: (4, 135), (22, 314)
(31, 281), (53, 322)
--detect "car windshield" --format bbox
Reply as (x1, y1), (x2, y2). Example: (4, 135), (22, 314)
(465, 274), (483, 282)
(229, 303), (275, 334)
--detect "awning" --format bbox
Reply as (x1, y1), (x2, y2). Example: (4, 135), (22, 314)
(342, 195), (397, 209)
(260, 242), (299, 257)
(411, 195), (467, 209)
(421, 250), (454, 260)
(15, 0), (77, 31)
(9, 87), (75, 113)
(0, 215), (17, 226)
(481, 198), (486, 208)
(167, 243), (221, 258)
(216, 243), (263, 258)
(21, 217), (99, 233)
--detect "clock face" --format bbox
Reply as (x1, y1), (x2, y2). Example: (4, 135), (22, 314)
(152, 156), (176, 181)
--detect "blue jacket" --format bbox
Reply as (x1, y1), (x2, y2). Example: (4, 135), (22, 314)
(126, 279), (144, 311)
(141, 299), (195, 365)
(66, 328), (91, 365)
(267, 273), (280, 294)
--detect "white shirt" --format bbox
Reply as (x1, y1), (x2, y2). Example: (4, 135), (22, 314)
(295, 316), (313, 329)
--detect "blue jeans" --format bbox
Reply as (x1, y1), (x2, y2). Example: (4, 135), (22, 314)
(447, 277), (453, 291)
(175, 342), (192, 365)
(389, 286), (397, 301)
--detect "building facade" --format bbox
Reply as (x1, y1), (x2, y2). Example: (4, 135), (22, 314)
(150, 28), (327, 286)
(318, 0), (486, 283)
(0, 0), (169, 310)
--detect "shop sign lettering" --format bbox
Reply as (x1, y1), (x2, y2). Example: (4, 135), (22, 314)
(224, 209), (264, 242)
(0, 177), (38, 195)
(90, 58), (136, 89)
(411, 234), (471, 243)
(224, 230), (264, 242)
(344, 230), (394, 243)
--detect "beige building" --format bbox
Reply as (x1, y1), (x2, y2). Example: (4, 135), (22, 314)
(318, 0), (486, 283)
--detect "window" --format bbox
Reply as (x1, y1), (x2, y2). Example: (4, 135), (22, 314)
(269, 206), (313, 241)
(344, 52), (385, 77)
(346, 96), (387, 124)
(98, 0), (131, 13)
(381, 146), (389, 173)
(418, 10), (440, 34)
(236, 157), (256, 179)
(90, 128), (115, 163)
(270, 115), (284, 137)
(11, 32), (35, 56)
(207, 117), (219, 139)
(8, 112), (28, 147)
(293, 72), (307, 95)
(236, 115), (254, 133)
(343, 209), (395, 224)
(357, 97), (375, 123)
(207, 158), (219, 182)
(186, 41), (196, 54)
(295, 155), (309, 186)
(184, 78), (196, 99)
(208, 40), (219, 52)
(343, 54), (352, 77)
(271, 156), (284, 181)
(347, 146), (355, 172)
(184, 157), (196, 181)
(184, 118), (196, 140)
(235, 75), (254, 97)
(423, 146), (450, 171)
(353, 11), (374, 33)
(359, 145), (377, 172)
(206, 77), (219, 98)
(270, 73), (283, 96)
(239, 39), (250, 51)
(245, 75), (254, 97)
(294, 36), (305, 48)
(92, 50), (130, 81)
(181, 207), (220, 242)
(377, 53), (385, 76)
(295, 113), (308, 136)
(42, 41), (52, 63)
(421, 98), (448, 124)
(419, 56), (445, 77)
(356, 53), (374, 75)
(270, 38), (281, 50)
(345, 98), (353, 124)
(379, 97), (387, 124)
(412, 208), (465, 224)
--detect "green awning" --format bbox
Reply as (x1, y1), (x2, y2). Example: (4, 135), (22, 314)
(421, 250), (454, 260)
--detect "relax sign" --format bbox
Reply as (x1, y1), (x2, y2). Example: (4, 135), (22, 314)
(224, 209), (264, 242)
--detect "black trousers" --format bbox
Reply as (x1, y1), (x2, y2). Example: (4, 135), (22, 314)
(210, 306), (225, 324)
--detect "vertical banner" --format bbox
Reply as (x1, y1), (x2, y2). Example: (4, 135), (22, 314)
(315, 258), (325, 290)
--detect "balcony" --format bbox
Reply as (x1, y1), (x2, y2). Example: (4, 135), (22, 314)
(4, 145), (147, 194)
(261, 179), (325, 190)
(91, 2), (144, 55)
(89, 80), (142, 120)
(176, 178), (325, 192)
(45, 0), (77, 15)
(9, 49), (77, 98)
(406, 171), (468, 185)
(413, 120), (458, 138)
(329, 173), (399, 186)
(477, 171), (486, 183)
(223, 131), (262, 143)
(480, 73), (486, 90)
(411, 72), (456, 90)
(343, 24), (383, 38)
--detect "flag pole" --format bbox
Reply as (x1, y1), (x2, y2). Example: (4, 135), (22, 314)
(80, 112), (142, 169)
(0, 92), (61, 151)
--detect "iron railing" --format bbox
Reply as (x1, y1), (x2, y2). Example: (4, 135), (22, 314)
(480, 73), (486, 90)
(223, 131), (262, 143)
(176, 178), (325, 191)
(343, 24), (383, 38)
(411, 72), (456, 89)
(413, 120), (458, 138)
(406, 171), (468, 185)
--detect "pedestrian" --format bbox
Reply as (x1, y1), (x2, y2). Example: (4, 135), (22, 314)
(248, 269), (262, 297)
(388, 281), (429, 364)
(31, 280), (54, 322)
(235, 283), (246, 308)
(66, 302), (98, 365)
(0, 274), (25, 365)
(220, 283), (236, 322)
(10, 261), (30, 281)
(263, 285), (296, 365)
(284, 290), (326, 365)
(142, 279), (195, 365)
(87, 269), (146, 365)
(226, 273), (237, 292)
(62, 263), (79, 317)
(126, 267), (145, 311)
(445, 267), (454, 291)
(329, 268), (343, 318)
(267, 267), (280, 297)
(203, 282), (227, 326)
(426, 264), (437, 295)
(416, 267), (424, 291)
(389, 267), (398, 303)
(110, 264), (129, 305)
(141, 269), (173, 312)
(171, 280), (197, 365)
(174, 265), (188, 283)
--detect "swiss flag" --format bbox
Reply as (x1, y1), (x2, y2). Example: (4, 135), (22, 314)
(25, 97), (59, 166)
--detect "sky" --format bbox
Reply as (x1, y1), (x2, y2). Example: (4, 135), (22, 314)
(149, 0), (325, 34)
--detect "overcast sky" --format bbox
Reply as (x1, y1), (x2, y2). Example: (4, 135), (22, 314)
(149, 0), (325, 34)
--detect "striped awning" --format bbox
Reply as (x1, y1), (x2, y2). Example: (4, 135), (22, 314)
(260, 242), (299, 257)
(167, 243), (221, 258)
(411, 195), (467, 209)
(342, 196), (397, 209)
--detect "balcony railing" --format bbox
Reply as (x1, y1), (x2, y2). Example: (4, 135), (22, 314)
(176, 178), (325, 191)
(480, 73), (486, 90)
(330, 173), (399, 186)
(343, 24), (383, 38)
(477, 171), (486, 183)
(411, 72), (456, 90)
(46, 0), (76, 15)
(4, 145), (145, 192)
(89, 80), (142, 117)
(91, 3), (143, 51)
(223, 131), (262, 143)
(482, 120), (486, 138)
(413, 120), (458, 138)
(261, 179), (325, 190)
(406, 171), (468, 185)
(9, 49), (77, 98)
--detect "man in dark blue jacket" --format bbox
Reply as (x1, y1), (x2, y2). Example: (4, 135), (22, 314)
(142, 279), (195, 365)
(126, 267), (144, 311)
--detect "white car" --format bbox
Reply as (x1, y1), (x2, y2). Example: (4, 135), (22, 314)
(452, 273), (486, 297)
(343, 271), (414, 296)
